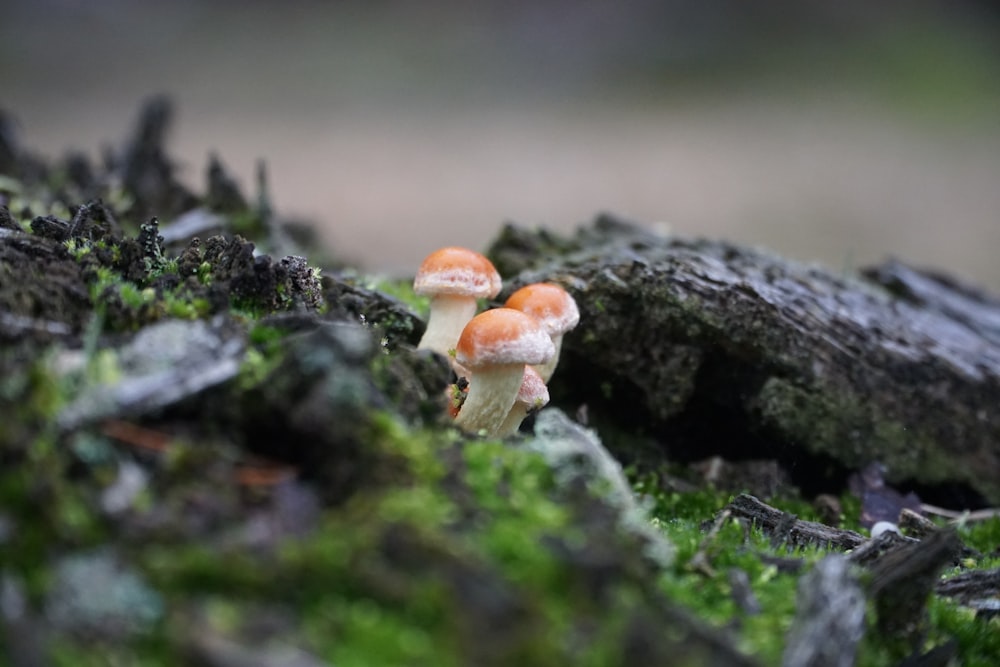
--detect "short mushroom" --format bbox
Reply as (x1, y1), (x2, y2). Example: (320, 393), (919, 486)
(504, 282), (579, 382)
(413, 247), (501, 357)
(453, 308), (554, 435)
(495, 365), (549, 438)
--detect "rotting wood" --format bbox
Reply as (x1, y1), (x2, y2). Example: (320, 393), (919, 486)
(867, 528), (962, 651)
(781, 555), (865, 667)
(844, 529), (920, 567)
(897, 508), (939, 539)
(728, 568), (762, 616)
(935, 567), (1000, 608)
(722, 493), (927, 566)
(724, 494), (867, 551)
(491, 216), (1000, 504)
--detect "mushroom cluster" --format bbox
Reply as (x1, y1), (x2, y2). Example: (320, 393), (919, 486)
(413, 247), (579, 437)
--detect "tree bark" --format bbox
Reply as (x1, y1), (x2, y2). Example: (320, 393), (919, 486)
(490, 215), (1000, 504)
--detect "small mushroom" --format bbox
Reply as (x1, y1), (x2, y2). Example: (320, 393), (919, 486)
(453, 308), (554, 435)
(504, 282), (579, 382)
(413, 247), (501, 357)
(495, 365), (549, 438)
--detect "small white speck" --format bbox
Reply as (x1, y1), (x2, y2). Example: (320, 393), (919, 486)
(870, 521), (900, 539)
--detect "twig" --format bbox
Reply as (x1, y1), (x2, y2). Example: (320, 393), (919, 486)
(920, 503), (1000, 523)
(688, 509), (731, 577)
(234, 462), (299, 487)
(101, 419), (171, 453)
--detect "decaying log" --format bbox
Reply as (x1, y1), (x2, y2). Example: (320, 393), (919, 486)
(490, 216), (1000, 504)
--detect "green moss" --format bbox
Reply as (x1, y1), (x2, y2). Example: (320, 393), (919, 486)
(196, 260), (213, 285)
(308, 595), (455, 667)
(638, 477), (1000, 666)
(63, 238), (90, 259)
(365, 276), (426, 315)
(753, 378), (964, 490)
(227, 210), (267, 238)
(368, 412), (449, 481)
(49, 640), (168, 667)
(0, 359), (108, 596)
(88, 266), (118, 301)
(642, 485), (805, 657)
(162, 293), (210, 320)
(927, 596), (1000, 666)
(127, 421), (660, 663)
(460, 440), (572, 582)
(958, 515), (1000, 556)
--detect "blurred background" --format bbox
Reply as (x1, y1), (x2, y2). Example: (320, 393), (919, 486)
(3, 0), (1000, 286)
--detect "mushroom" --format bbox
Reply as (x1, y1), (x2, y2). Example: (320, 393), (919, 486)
(504, 282), (579, 382)
(413, 246), (501, 357)
(495, 365), (549, 438)
(453, 308), (554, 435)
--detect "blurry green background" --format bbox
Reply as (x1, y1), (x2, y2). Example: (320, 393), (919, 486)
(3, 0), (999, 286)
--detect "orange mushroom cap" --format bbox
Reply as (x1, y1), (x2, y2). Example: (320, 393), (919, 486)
(504, 283), (579, 336)
(413, 247), (501, 300)
(455, 308), (554, 370)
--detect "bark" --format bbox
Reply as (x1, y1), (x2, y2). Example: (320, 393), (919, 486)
(490, 215), (1000, 504)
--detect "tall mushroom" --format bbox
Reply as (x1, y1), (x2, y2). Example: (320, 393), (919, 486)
(413, 247), (501, 357)
(504, 282), (579, 382)
(453, 308), (554, 436)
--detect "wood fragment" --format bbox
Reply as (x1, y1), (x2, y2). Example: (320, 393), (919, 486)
(234, 462), (299, 487)
(758, 554), (805, 574)
(725, 494), (867, 551)
(728, 568), (762, 616)
(845, 529), (920, 567)
(919, 503), (1000, 523)
(897, 508), (938, 539)
(935, 567), (1000, 605)
(101, 419), (171, 453)
(769, 510), (799, 550)
(782, 555), (865, 667)
(868, 529), (962, 651)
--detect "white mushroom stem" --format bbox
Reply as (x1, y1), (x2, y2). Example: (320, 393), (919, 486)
(533, 334), (564, 383)
(417, 295), (478, 357)
(496, 404), (532, 438)
(495, 365), (549, 437)
(453, 363), (525, 435)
